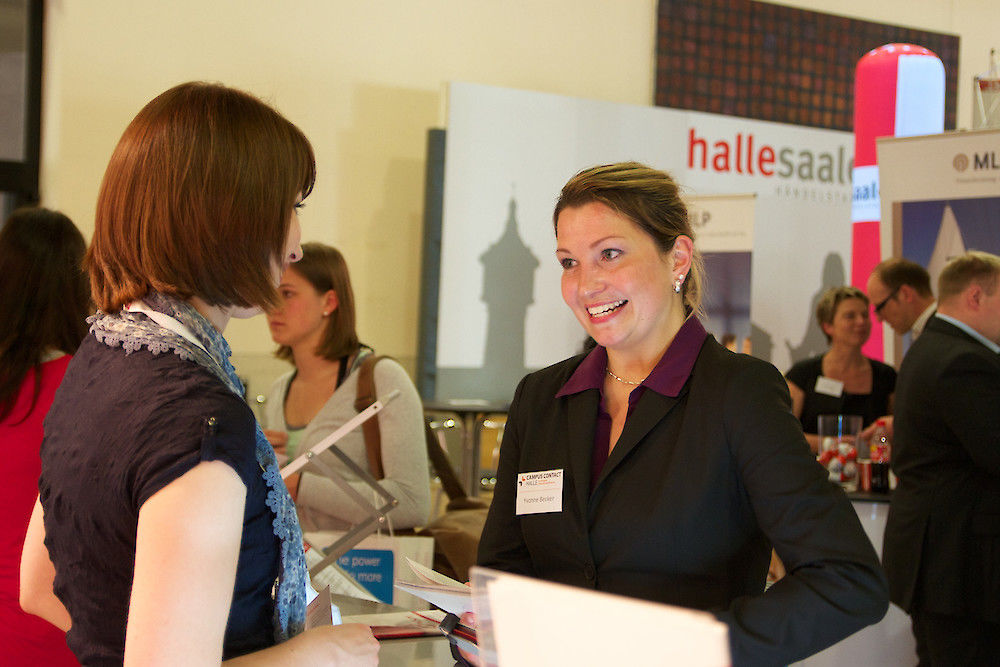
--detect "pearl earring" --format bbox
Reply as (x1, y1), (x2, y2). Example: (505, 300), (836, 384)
(673, 274), (685, 294)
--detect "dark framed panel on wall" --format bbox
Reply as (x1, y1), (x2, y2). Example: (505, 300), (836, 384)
(656, 0), (959, 132)
(0, 0), (44, 220)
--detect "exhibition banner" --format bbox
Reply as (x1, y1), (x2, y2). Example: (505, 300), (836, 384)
(686, 193), (755, 355)
(877, 128), (1000, 363)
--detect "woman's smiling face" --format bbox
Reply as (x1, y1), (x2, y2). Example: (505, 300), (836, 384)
(556, 201), (680, 359)
(823, 296), (872, 348)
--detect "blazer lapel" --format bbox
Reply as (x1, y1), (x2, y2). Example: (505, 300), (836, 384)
(593, 388), (680, 493)
(563, 389), (601, 521)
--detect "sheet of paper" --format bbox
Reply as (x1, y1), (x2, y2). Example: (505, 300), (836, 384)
(392, 556), (472, 615)
(474, 567), (730, 667)
(405, 556), (465, 587)
(392, 581), (472, 616)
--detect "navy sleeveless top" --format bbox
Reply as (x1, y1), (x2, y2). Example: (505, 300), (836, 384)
(39, 335), (279, 664)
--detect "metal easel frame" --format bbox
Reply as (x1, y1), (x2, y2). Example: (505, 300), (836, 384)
(281, 389), (401, 576)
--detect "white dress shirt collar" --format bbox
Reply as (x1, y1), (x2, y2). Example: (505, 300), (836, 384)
(911, 301), (936, 339)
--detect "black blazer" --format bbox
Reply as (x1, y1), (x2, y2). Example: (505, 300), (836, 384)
(883, 316), (1000, 622)
(479, 335), (888, 666)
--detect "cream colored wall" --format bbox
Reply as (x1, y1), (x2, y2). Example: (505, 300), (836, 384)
(38, 0), (658, 392)
(38, 0), (997, 392)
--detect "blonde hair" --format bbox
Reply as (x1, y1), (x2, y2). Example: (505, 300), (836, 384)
(938, 251), (1000, 303)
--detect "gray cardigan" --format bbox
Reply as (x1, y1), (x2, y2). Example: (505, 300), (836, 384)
(261, 354), (431, 531)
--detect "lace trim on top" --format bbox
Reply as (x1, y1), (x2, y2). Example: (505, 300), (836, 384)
(88, 293), (307, 641)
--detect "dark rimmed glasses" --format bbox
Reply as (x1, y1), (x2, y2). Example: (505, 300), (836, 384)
(873, 286), (900, 315)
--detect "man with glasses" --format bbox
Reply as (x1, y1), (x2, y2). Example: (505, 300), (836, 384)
(860, 258), (937, 442)
(866, 258), (936, 339)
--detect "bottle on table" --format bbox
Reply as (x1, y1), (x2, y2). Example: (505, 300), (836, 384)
(869, 419), (891, 492)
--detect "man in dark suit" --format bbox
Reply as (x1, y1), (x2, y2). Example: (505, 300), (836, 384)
(883, 250), (1000, 665)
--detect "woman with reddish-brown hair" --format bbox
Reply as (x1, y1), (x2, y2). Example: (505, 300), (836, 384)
(19, 82), (377, 665)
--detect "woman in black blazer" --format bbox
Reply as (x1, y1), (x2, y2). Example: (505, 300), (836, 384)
(476, 162), (889, 666)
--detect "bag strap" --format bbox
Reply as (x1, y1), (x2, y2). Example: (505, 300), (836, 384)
(356, 353), (485, 508)
(354, 354), (387, 480)
(424, 420), (471, 502)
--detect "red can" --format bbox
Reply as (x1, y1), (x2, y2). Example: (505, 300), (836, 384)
(858, 460), (872, 492)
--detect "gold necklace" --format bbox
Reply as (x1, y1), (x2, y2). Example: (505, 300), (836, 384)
(606, 368), (644, 386)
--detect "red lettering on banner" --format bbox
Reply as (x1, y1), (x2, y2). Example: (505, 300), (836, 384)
(735, 133), (743, 174)
(688, 128), (707, 169)
(759, 145), (775, 175)
(712, 141), (730, 171)
(688, 126), (844, 181)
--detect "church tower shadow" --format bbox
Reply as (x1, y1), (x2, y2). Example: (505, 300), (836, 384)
(432, 196), (541, 402)
(478, 197), (539, 396)
(784, 252), (847, 365)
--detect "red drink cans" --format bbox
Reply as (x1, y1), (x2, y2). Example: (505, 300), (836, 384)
(858, 460), (872, 492)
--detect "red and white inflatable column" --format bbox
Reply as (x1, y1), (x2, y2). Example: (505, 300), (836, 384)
(852, 44), (944, 360)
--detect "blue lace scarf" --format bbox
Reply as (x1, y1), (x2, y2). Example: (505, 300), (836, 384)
(89, 292), (307, 641)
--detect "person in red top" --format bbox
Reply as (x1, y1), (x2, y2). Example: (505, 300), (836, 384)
(0, 206), (89, 666)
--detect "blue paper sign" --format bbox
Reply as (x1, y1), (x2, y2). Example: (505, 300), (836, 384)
(337, 548), (395, 604)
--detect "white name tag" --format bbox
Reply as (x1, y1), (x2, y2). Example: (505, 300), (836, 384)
(515, 469), (563, 515)
(814, 375), (844, 397)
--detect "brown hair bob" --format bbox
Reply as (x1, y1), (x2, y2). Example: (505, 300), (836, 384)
(88, 81), (316, 312)
(275, 242), (361, 363)
(553, 161), (704, 317)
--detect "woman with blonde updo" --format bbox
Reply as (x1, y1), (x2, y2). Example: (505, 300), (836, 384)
(474, 162), (888, 666)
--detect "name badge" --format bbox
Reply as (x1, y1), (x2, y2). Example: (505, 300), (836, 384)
(814, 375), (844, 397)
(515, 469), (563, 515)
